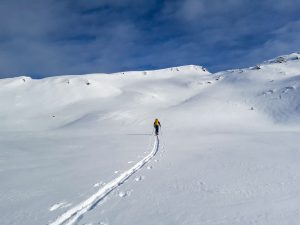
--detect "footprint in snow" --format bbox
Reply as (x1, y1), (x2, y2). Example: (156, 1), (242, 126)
(118, 192), (126, 198)
(49, 202), (71, 211)
(263, 90), (274, 95)
(118, 190), (132, 198)
(282, 86), (295, 93)
(94, 181), (105, 188)
(135, 175), (145, 182)
(114, 170), (119, 174)
(147, 165), (153, 170)
(127, 161), (134, 164)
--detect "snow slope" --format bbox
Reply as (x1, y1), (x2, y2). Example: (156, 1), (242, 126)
(1, 55), (300, 225)
(49, 136), (159, 225)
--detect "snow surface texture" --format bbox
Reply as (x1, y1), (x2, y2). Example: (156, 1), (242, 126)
(49, 136), (159, 225)
(1, 55), (300, 225)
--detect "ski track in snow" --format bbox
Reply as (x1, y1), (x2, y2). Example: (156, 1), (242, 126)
(49, 136), (159, 225)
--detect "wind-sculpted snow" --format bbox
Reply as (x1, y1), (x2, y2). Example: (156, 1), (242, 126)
(49, 136), (159, 225)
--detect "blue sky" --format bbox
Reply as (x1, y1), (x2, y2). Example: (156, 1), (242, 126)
(0, 0), (300, 78)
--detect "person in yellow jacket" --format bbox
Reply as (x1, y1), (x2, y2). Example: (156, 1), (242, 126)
(153, 118), (161, 136)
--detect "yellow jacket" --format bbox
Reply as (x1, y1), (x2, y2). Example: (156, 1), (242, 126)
(154, 119), (161, 127)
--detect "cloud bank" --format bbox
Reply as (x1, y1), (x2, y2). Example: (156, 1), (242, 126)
(0, 0), (299, 78)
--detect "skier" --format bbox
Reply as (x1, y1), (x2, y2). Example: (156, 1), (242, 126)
(153, 118), (161, 136)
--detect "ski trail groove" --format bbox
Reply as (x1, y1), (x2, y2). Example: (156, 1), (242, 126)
(49, 136), (159, 225)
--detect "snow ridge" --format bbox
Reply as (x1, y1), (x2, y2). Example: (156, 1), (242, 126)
(49, 136), (159, 225)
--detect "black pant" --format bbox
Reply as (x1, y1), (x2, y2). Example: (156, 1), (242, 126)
(154, 125), (159, 135)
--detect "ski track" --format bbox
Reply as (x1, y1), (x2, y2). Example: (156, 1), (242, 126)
(49, 136), (159, 225)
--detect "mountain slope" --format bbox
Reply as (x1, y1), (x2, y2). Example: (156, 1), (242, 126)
(1, 54), (300, 225)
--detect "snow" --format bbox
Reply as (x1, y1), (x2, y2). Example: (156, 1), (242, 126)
(1, 55), (300, 225)
(49, 136), (158, 225)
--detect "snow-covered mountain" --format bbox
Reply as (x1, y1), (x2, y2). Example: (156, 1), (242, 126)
(1, 53), (300, 225)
